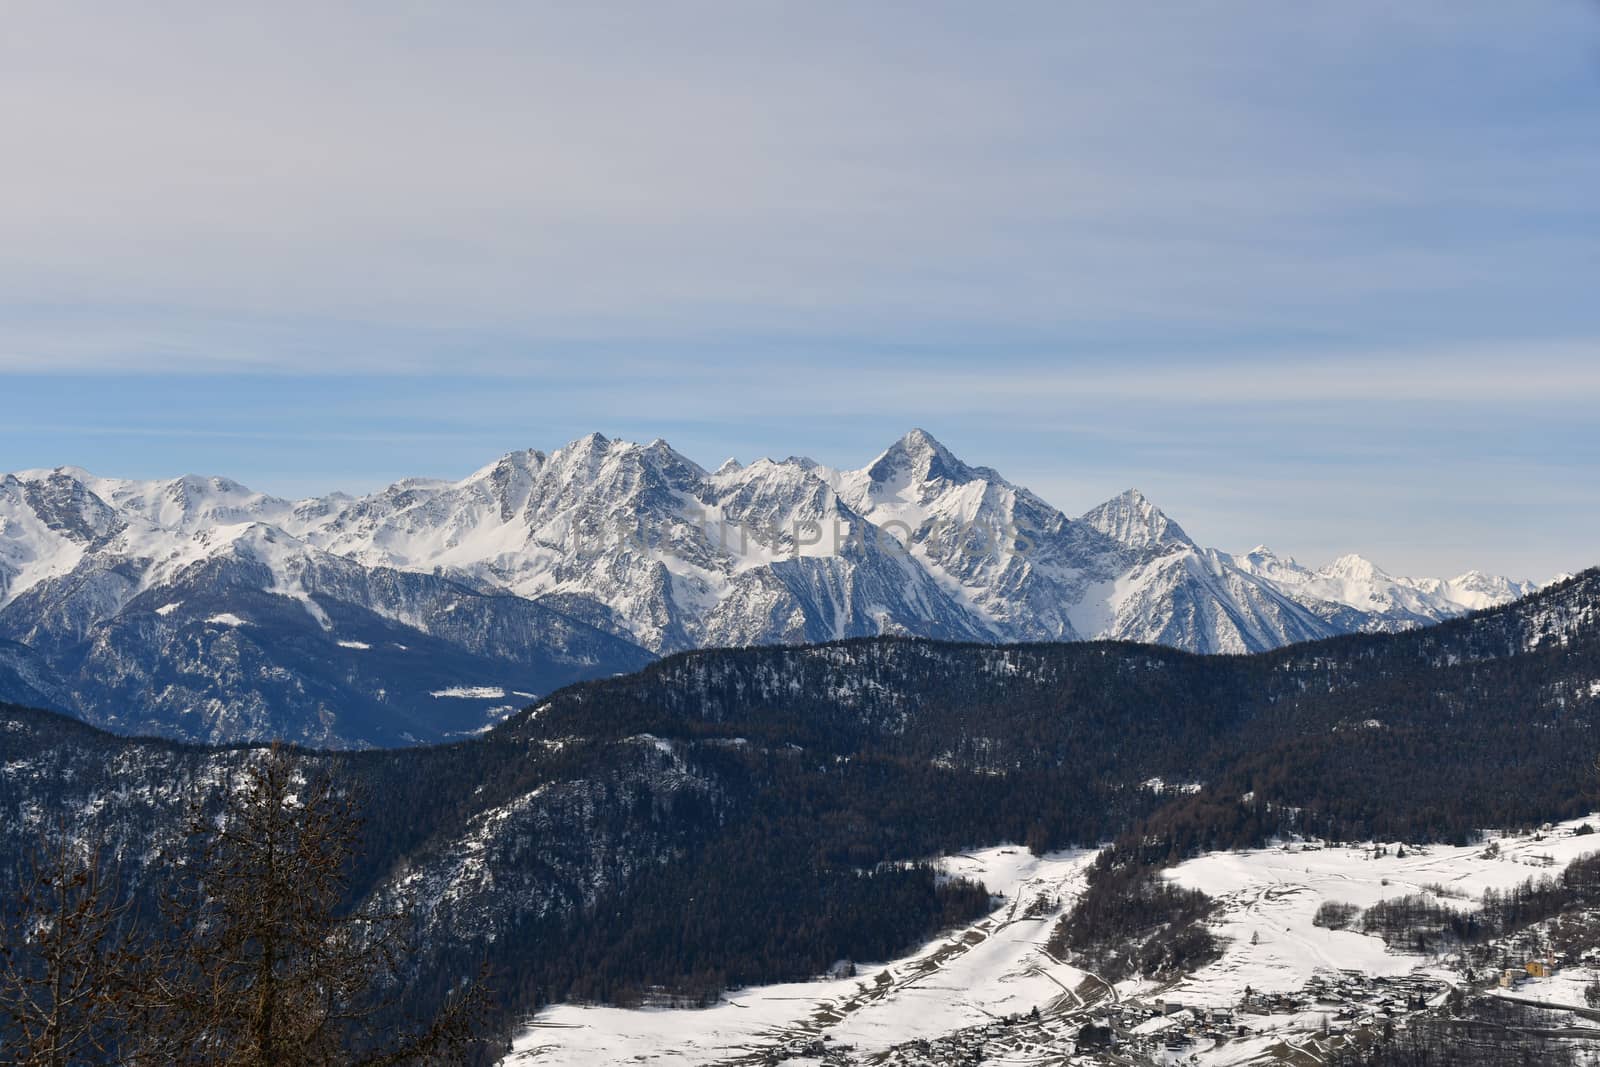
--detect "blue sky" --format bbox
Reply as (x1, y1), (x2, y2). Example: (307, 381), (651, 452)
(2, 2), (1597, 578)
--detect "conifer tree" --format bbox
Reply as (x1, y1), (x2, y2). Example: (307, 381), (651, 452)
(147, 744), (485, 1066)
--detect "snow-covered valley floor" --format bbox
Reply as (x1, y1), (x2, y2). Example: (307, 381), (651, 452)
(502, 848), (1101, 1065)
(503, 818), (1600, 1065)
(1139, 816), (1600, 1064)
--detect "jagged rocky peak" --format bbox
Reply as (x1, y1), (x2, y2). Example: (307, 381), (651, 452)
(13, 470), (122, 543)
(640, 438), (709, 483)
(551, 431), (615, 474)
(1079, 488), (1193, 552)
(865, 428), (975, 489)
(542, 433), (704, 490)
(462, 449), (546, 520)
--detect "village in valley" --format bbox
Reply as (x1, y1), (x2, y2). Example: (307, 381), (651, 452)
(510, 819), (1600, 1066)
(764, 962), (1567, 1065)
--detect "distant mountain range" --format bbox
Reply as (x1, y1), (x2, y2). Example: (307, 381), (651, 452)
(0, 429), (1546, 746)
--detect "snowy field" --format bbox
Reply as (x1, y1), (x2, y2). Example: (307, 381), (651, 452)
(502, 847), (1100, 1065)
(502, 819), (1600, 1065)
(1163, 816), (1600, 1004)
(1138, 816), (1600, 1064)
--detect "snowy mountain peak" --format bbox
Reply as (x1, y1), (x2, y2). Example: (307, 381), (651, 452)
(1442, 569), (1538, 610)
(1079, 488), (1193, 553)
(13, 465), (95, 484)
(1241, 544), (1290, 566)
(713, 458), (743, 477)
(639, 437), (708, 480)
(1229, 545), (1314, 585)
(1449, 568), (1531, 592)
(865, 429), (973, 489)
(558, 432), (615, 467)
(14, 470), (124, 544)
(1320, 553), (1389, 582)
(471, 448), (546, 477)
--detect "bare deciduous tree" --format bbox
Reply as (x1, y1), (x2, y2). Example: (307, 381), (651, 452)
(0, 832), (144, 1067)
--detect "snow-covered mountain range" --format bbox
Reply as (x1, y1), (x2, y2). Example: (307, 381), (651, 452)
(0, 429), (1543, 745)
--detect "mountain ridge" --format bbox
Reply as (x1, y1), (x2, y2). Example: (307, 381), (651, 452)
(0, 430), (1548, 745)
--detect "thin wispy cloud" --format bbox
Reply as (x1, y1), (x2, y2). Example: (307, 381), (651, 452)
(3, 3), (1595, 356)
(0, 2), (1596, 578)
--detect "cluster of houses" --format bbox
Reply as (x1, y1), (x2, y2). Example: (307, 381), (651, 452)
(868, 1011), (1059, 1066)
(769, 963), (1550, 1065)
(856, 970), (1457, 1065)
(765, 1034), (858, 1065)
(1280, 971), (1444, 1019)
(1102, 1001), (1245, 1058)
(1064, 972), (1452, 1061)
(1498, 956), (1558, 988)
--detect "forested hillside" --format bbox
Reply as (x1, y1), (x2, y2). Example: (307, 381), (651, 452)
(2, 569), (1596, 1050)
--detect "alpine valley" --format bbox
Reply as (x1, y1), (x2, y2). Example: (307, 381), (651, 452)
(3, 569), (1599, 1064)
(0, 430), (1540, 747)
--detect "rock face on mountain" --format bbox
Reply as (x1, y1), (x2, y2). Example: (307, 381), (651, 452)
(0, 431), (1543, 744)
